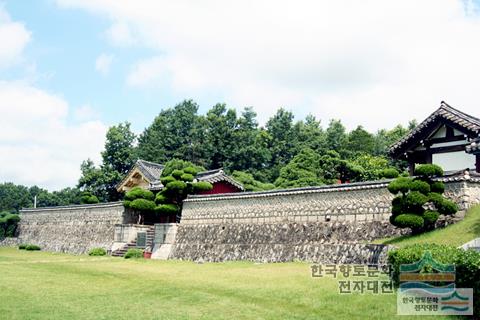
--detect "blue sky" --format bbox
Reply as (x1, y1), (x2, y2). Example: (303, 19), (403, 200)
(1, 0), (480, 190)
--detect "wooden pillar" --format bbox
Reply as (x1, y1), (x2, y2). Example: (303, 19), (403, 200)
(408, 161), (415, 176)
(476, 155), (480, 173)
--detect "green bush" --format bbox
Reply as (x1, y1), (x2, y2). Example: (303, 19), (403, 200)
(88, 248), (107, 256)
(379, 168), (400, 179)
(414, 164), (443, 178)
(430, 181), (445, 193)
(160, 176), (176, 186)
(124, 187), (154, 201)
(165, 181), (187, 192)
(18, 244), (27, 250)
(180, 173), (194, 182)
(405, 191), (428, 208)
(192, 181), (213, 192)
(124, 249), (143, 259)
(393, 214), (424, 229)
(388, 244), (480, 316)
(387, 177), (412, 194)
(129, 198), (156, 211)
(171, 170), (184, 180)
(156, 204), (179, 215)
(422, 210), (439, 226)
(183, 166), (199, 175)
(155, 193), (167, 204)
(25, 245), (41, 251)
(80, 191), (99, 204)
(409, 180), (430, 195)
(437, 199), (458, 216)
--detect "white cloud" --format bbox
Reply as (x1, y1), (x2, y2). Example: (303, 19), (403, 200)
(105, 21), (136, 46)
(74, 104), (100, 121)
(0, 5), (31, 68)
(56, 0), (480, 130)
(95, 53), (113, 75)
(0, 82), (107, 190)
(0, 6), (107, 190)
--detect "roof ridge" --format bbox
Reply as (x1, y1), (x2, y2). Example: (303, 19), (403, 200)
(439, 101), (480, 123)
(136, 159), (164, 167)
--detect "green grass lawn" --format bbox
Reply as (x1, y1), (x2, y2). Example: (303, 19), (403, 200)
(375, 205), (480, 248)
(0, 247), (461, 320)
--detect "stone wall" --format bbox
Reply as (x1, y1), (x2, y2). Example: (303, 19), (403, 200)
(170, 178), (480, 263)
(14, 202), (126, 254)
(170, 221), (400, 263)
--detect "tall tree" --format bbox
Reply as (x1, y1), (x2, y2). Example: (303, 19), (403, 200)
(347, 125), (375, 156)
(265, 108), (297, 181)
(204, 103), (238, 169)
(136, 100), (203, 164)
(325, 119), (348, 155)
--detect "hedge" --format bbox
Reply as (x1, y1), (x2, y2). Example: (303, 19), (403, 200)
(124, 249), (143, 259)
(25, 245), (41, 251)
(88, 248), (107, 256)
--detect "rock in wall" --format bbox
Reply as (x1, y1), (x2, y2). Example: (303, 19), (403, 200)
(16, 202), (125, 254)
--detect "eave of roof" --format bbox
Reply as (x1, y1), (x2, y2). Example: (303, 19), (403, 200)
(389, 102), (480, 158)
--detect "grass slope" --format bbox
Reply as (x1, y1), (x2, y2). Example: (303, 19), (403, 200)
(0, 248), (458, 320)
(376, 205), (480, 248)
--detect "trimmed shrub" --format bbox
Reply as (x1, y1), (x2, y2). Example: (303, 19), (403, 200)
(422, 210), (439, 226)
(430, 181), (445, 193)
(156, 204), (179, 215)
(165, 181), (187, 192)
(414, 164), (443, 178)
(409, 180), (430, 195)
(171, 170), (184, 180)
(405, 191), (428, 208)
(25, 245), (41, 251)
(180, 173), (194, 182)
(80, 191), (99, 204)
(388, 244), (480, 316)
(437, 199), (458, 216)
(387, 177), (412, 194)
(183, 166), (199, 175)
(124, 187), (154, 201)
(393, 214), (424, 229)
(379, 168), (400, 179)
(124, 248), (143, 259)
(88, 248), (107, 256)
(129, 198), (156, 211)
(193, 181), (213, 192)
(18, 244), (27, 250)
(155, 193), (167, 204)
(160, 176), (176, 186)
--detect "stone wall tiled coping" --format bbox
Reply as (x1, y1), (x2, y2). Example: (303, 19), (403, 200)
(185, 177), (480, 202)
(20, 201), (124, 213)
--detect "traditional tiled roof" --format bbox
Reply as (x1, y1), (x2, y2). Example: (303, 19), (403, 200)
(389, 102), (480, 157)
(135, 160), (164, 181)
(466, 137), (480, 154)
(195, 169), (245, 191)
(118, 160), (244, 191)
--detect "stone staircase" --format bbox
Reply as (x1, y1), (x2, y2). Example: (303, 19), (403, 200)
(111, 225), (155, 257)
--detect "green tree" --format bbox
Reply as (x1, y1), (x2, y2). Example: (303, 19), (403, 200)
(136, 100), (205, 164)
(0, 183), (32, 213)
(265, 108), (297, 181)
(275, 148), (323, 188)
(347, 125), (375, 156)
(325, 119), (348, 155)
(231, 171), (274, 191)
(155, 162), (212, 219)
(77, 159), (107, 201)
(387, 164), (457, 234)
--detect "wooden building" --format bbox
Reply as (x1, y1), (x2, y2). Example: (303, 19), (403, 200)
(116, 159), (244, 194)
(389, 102), (480, 175)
